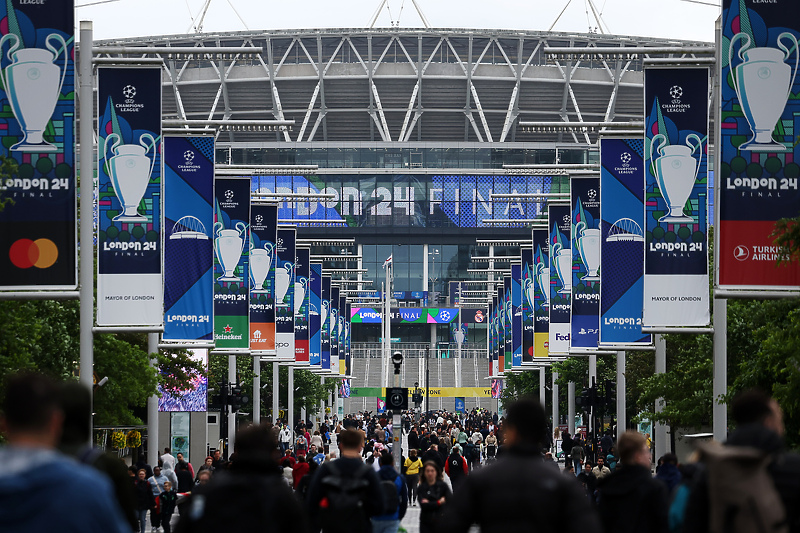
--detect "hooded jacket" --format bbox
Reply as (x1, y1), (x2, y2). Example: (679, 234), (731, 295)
(596, 464), (669, 533)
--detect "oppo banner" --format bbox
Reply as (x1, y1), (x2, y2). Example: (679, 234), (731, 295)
(212, 177), (250, 348)
(249, 204), (277, 352)
(0, 1), (76, 290)
(163, 135), (214, 341)
(275, 227), (296, 359)
(532, 229), (550, 358)
(644, 67), (710, 326)
(511, 264), (523, 367)
(294, 247), (310, 364)
(549, 204), (571, 354)
(309, 263), (322, 367)
(521, 248), (535, 363)
(97, 67), (162, 326)
(321, 275), (331, 370)
(719, 1), (800, 289)
(571, 175), (601, 350)
(600, 138), (651, 346)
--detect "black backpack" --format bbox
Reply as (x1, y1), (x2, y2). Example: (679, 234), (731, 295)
(319, 461), (372, 533)
(379, 476), (401, 514)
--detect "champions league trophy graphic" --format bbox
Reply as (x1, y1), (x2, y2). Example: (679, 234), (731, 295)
(454, 325), (466, 345)
(249, 242), (275, 293)
(552, 243), (572, 294)
(213, 221), (246, 282)
(535, 262), (550, 309)
(104, 132), (157, 222)
(276, 263), (293, 303)
(729, 32), (798, 152)
(294, 277), (308, 314)
(321, 300), (329, 331)
(523, 278), (535, 310)
(575, 221), (600, 282)
(0, 33), (67, 152)
(650, 133), (702, 224)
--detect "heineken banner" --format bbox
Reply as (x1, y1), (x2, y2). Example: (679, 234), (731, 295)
(719, 1), (800, 289)
(212, 177), (250, 348)
(521, 249), (535, 363)
(549, 204), (572, 354)
(511, 264), (523, 367)
(163, 135), (214, 341)
(644, 67), (710, 326)
(330, 285), (340, 373)
(0, 1), (76, 290)
(97, 67), (162, 326)
(571, 175), (601, 350)
(600, 138), (651, 346)
(503, 276), (512, 371)
(294, 247), (310, 364)
(249, 204), (277, 352)
(275, 227), (296, 359)
(321, 275), (331, 370)
(309, 263), (322, 367)
(532, 229), (550, 358)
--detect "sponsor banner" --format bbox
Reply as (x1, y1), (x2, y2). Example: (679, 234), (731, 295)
(521, 248), (535, 363)
(97, 67), (162, 326)
(0, 1), (76, 290)
(163, 135), (214, 341)
(491, 380), (503, 399)
(309, 263), (322, 367)
(503, 277), (512, 371)
(571, 175), (601, 349)
(275, 227), (296, 359)
(249, 204), (277, 352)
(644, 68), (710, 326)
(345, 301), (352, 376)
(294, 247), (310, 364)
(212, 177), (250, 348)
(338, 293), (347, 375)
(511, 264), (523, 367)
(549, 204), (571, 354)
(600, 138), (651, 346)
(330, 285), (340, 373)
(532, 229), (550, 358)
(719, 1), (800, 289)
(321, 276), (331, 370)
(349, 387), (494, 398)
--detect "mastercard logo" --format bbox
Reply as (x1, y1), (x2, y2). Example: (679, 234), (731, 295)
(9, 239), (59, 269)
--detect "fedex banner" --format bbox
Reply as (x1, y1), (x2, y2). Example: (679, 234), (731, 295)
(600, 138), (651, 346)
(275, 227), (296, 359)
(163, 135), (214, 341)
(249, 204), (277, 352)
(0, 1), (76, 290)
(719, 0), (800, 289)
(97, 67), (162, 326)
(549, 204), (571, 354)
(571, 175), (601, 350)
(643, 67), (710, 326)
(532, 229), (550, 358)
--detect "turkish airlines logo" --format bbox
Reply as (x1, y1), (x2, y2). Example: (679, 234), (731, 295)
(734, 246), (750, 262)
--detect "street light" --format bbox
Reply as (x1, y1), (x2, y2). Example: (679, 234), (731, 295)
(428, 248), (440, 306)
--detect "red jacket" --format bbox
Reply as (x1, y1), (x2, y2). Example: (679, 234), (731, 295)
(292, 462), (309, 488)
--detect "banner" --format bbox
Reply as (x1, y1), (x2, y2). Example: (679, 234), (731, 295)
(163, 135), (214, 341)
(97, 67), (162, 326)
(345, 301), (352, 376)
(377, 397), (386, 414)
(338, 293), (347, 375)
(213, 177), (250, 348)
(600, 137), (651, 346)
(644, 67), (710, 326)
(719, 1), (800, 289)
(455, 397), (466, 413)
(503, 277), (512, 371)
(294, 246), (310, 364)
(521, 248), (535, 363)
(549, 204), (571, 354)
(249, 204), (277, 352)
(330, 285), (340, 373)
(511, 264), (523, 367)
(321, 275), (331, 371)
(491, 379), (503, 399)
(532, 229), (550, 358)
(309, 263), (322, 367)
(275, 227), (296, 359)
(339, 379), (351, 398)
(0, 2), (76, 290)
(350, 387), (494, 398)
(490, 295), (498, 376)
(450, 320), (468, 344)
(571, 175), (601, 350)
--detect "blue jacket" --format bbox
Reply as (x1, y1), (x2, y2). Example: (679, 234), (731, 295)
(374, 464), (408, 521)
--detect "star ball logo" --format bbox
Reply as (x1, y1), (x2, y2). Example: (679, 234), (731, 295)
(183, 150), (195, 165)
(225, 190), (234, 201)
(669, 85), (683, 101)
(563, 214), (571, 225)
(255, 214), (263, 224)
(734, 245), (750, 262)
(123, 85), (137, 100)
(620, 152), (632, 166)
(587, 189), (597, 200)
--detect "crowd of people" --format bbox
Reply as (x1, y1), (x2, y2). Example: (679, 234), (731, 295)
(3, 371), (800, 533)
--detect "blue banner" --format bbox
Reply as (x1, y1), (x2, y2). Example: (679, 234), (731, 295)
(249, 204), (277, 352)
(600, 138), (651, 346)
(295, 247), (310, 364)
(532, 229), (550, 358)
(511, 264), (523, 367)
(321, 275), (331, 370)
(571, 175), (601, 350)
(492, 295), (499, 375)
(549, 204), (571, 354)
(503, 276), (512, 371)
(163, 135), (214, 341)
(338, 293), (347, 375)
(97, 67), (162, 326)
(309, 263), (322, 367)
(455, 397), (466, 414)
(521, 248), (534, 363)
(275, 227), (296, 359)
(345, 302), (352, 376)
(0, 1), (76, 290)
(330, 285), (340, 372)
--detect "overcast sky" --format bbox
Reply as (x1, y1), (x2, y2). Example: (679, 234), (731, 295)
(77, 0), (719, 43)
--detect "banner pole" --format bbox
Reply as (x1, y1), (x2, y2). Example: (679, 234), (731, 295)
(273, 361), (280, 424)
(567, 382), (576, 436)
(654, 335), (668, 456)
(147, 333), (159, 467)
(552, 371), (559, 441)
(253, 356), (260, 424)
(616, 351), (626, 434)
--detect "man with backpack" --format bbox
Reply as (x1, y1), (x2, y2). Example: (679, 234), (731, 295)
(372, 451), (407, 533)
(445, 444), (469, 492)
(307, 429), (384, 533)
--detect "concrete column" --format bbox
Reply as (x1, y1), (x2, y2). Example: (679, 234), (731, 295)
(539, 367), (546, 407)
(273, 362), (280, 424)
(253, 357), (260, 424)
(654, 334), (669, 456)
(568, 381), (576, 435)
(713, 298), (727, 442)
(228, 355), (236, 453)
(552, 371), (560, 430)
(147, 333), (159, 467)
(616, 351), (626, 435)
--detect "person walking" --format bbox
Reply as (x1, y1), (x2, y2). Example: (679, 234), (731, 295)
(371, 452), (408, 533)
(404, 449), (423, 506)
(444, 444), (468, 493)
(418, 461), (452, 533)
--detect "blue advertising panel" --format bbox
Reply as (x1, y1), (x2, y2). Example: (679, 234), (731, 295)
(600, 137), (651, 346)
(511, 264), (523, 367)
(275, 227), (296, 359)
(521, 248), (535, 363)
(570, 175), (601, 350)
(163, 135), (214, 341)
(330, 285), (340, 372)
(345, 301), (352, 376)
(338, 294), (347, 375)
(249, 204), (277, 352)
(644, 67), (710, 326)
(97, 67), (162, 326)
(491, 295), (499, 376)
(532, 229), (550, 358)
(0, 1), (76, 290)
(321, 275), (331, 370)
(309, 263), (322, 367)
(294, 247), (310, 364)
(503, 276), (512, 371)
(548, 204), (571, 354)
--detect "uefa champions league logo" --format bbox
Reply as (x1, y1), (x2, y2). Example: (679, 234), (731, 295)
(183, 150), (195, 165)
(277, 237), (284, 248)
(439, 310), (451, 321)
(123, 85), (137, 100)
(588, 189), (597, 200)
(670, 85), (683, 102)
(225, 190), (234, 201)
(563, 214), (571, 225)
(620, 152), (632, 167)
(255, 214), (263, 224)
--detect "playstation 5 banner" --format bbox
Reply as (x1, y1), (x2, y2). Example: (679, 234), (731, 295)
(249, 204), (277, 352)
(549, 204), (571, 354)
(309, 263), (322, 367)
(571, 175), (601, 350)
(294, 247), (310, 364)
(511, 264), (523, 367)
(213, 177), (250, 348)
(521, 248), (535, 363)
(163, 135), (214, 341)
(0, 1), (76, 290)
(532, 229), (550, 358)
(275, 227), (296, 360)
(644, 68), (710, 326)
(600, 138), (651, 346)
(97, 67), (162, 326)
(719, 0), (800, 289)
